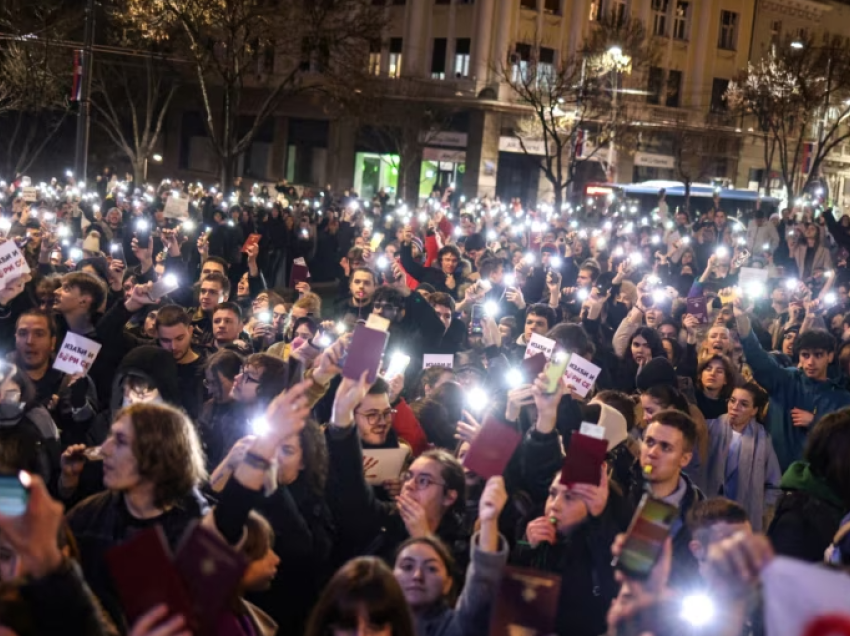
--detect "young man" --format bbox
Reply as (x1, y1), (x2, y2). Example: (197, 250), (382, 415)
(736, 297), (850, 471)
(517, 304), (557, 350)
(400, 227), (466, 298)
(192, 272), (231, 347)
(335, 266), (377, 323)
(212, 302), (250, 353)
(155, 305), (206, 419)
(640, 409), (705, 589)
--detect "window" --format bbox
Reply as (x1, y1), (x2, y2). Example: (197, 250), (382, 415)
(718, 10), (738, 50)
(454, 38), (471, 78)
(512, 43), (532, 83)
(538, 47), (555, 85)
(611, 0), (627, 25)
(589, 0), (601, 20)
(520, 0), (536, 8)
(710, 78), (729, 112)
(770, 20), (782, 46)
(673, 1), (689, 40)
(647, 66), (664, 104)
(389, 38), (403, 78)
(431, 38), (447, 79)
(666, 69), (682, 107)
(368, 40), (381, 76)
(544, 0), (560, 14)
(652, 0), (668, 37)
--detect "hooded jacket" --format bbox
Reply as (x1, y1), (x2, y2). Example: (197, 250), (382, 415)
(741, 330), (850, 471)
(110, 345), (181, 411)
(768, 461), (848, 563)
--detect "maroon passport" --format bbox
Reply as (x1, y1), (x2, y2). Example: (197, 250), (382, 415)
(520, 352), (548, 381)
(342, 324), (389, 384)
(290, 262), (310, 287)
(686, 296), (708, 324)
(560, 432), (608, 486)
(462, 416), (522, 479)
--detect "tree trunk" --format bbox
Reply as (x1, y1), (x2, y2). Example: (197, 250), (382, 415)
(553, 187), (563, 213)
(133, 158), (146, 187)
(220, 154), (237, 192)
(684, 181), (691, 215)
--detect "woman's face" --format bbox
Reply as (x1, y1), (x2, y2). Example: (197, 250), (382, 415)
(640, 394), (664, 425)
(399, 457), (456, 523)
(394, 542), (452, 610)
(242, 545), (280, 592)
(706, 326), (731, 354)
(330, 609), (393, 636)
(238, 273), (250, 296)
(275, 431), (304, 486)
(253, 292), (269, 313)
(805, 224), (817, 239)
(544, 475), (589, 533)
(727, 388), (758, 428)
(630, 335), (652, 364)
(205, 368), (235, 403)
(701, 360), (727, 392)
(456, 441), (482, 489)
(681, 251), (693, 266)
(101, 415), (143, 494)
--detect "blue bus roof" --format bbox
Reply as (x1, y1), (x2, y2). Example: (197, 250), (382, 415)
(619, 181), (780, 203)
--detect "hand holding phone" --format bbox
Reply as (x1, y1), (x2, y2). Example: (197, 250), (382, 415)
(611, 494), (678, 580)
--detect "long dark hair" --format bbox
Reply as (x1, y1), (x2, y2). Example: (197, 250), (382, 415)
(305, 557), (415, 636)
(624, 327), (666, 363)
(395, 535), (459, 606)
(805, 408), (850, 506)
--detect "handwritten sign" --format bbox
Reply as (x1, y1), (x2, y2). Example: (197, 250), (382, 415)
(53, 332), (102, 375)
(523, 333), (555, 360)
(362, 448), (408, 485)
(0, 240), (31, 286)
(163, 192), (190, 219)
(21, 187), (38, 202)
(738, 266), (768, 289)
(563, 353), (601, 398)
(423, 354), (453, 369)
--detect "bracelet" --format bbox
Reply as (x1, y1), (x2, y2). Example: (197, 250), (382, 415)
(243, 452), (272, 471)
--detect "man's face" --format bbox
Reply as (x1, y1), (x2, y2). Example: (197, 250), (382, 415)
(15, 315), (54, 371)
(676, 213), (688, 227)
(799, 348), (831, 380)
(157, 323), (193, 362)
(488, 264), (504, 285)
(199, 282), (224, 311)
(354, 392), (393, 445)
(523, 314), (549, 341)
(640, 422), (691, 486)
(213, 310), (241, 343)
(466, 247), (483, 265)
(440, 252), (459, 275)
(201, 261), (226, 278)
(54, 282), (88, 315)
(576, 269), (593, 288)
(350, 271), (376, 303)
(658, 324), (677, 340)
(373, 299), (402, 323)
(433, 303), (452, 332)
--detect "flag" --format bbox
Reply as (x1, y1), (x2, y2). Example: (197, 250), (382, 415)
(763, 557), (850, 635)
(801, 141), (815, 175)
(71, 50), (82, 102)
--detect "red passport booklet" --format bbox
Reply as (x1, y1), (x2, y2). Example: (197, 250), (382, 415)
(342, 324), (389, 384)
(462, 416), (522, 479)
(560, 432), (608, 486)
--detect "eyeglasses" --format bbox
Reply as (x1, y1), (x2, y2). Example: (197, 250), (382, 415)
(354, 409), (396, 425)
(400, 471), (445, 490)
(238, 367), (261, 383)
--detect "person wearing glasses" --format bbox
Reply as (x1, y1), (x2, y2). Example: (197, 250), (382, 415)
(705, 382), (782, 532)
(325, 372), (471, 573)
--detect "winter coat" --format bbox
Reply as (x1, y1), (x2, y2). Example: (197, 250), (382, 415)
(741, 330), (850, 471)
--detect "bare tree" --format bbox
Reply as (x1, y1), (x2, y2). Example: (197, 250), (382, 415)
(500, 12), (656, 210)
(0, 0), (74, 177)
(331, 77), (456, 204)
(91, 51), (179, 185)
(118, 0), (386, 187)
(669, 123), (739, 213)
(727, 34), (850, 202)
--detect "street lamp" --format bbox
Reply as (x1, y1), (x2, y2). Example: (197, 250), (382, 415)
(143, 153), (163, 183)
(606, 45), (631, 184)
(790, 40), (804, 50)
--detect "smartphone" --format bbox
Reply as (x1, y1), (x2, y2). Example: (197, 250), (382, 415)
(370, 232), (384, 251)
(110, 243), (126, 262)
(543, 349), (571, 393)
(135, 220), (151, 248)
(612, 494), (678, 580)
(470, 304), (485, 335)
(0, 472), (29, 517)
(148, 274), (180, 301)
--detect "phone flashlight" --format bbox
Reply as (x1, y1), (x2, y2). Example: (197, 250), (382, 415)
(825, 292), (837, 306)
(182, 220), (196, 231)
(785, 278), (798, 290)
(679, 593), (715, 628)
(715, 246), (728, 258)
(251, 417), (269, 436)
(465, 386), (488, 412)
(136, 219), (149, 231)
(376, 256), (389, 270)
(682, 236), (691, 245)
(523, 253), (535, 265)
(506, 368), (524, 388)
(629, 253), (643, 266)
(257, 311), (272, 324)
(163, 273), (177, 288)
(550, 256), (562, 269)
(484, 300), (498, 317)
(70, 247), (83, 260)
(503, 274), (515, 287)
(577, 288), (589, 301)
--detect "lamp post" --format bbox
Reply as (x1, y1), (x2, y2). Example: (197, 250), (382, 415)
(143, 154), (163, 183)
(606, 45), (630, 184)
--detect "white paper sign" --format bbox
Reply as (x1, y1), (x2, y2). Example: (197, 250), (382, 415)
(579, 422), (606, 439)
(524, 333), (556, 360)
(738, 266), (768, 289)
(0, 240), (31, 286)
(21, 187), (38, 202)
(163, 192), (190, 219)
(423, 354), (454, 369)
(563, 354), (601, 398)
(362, 448), (408, 485)
(763, 557), (850, 635)
(53, 332), (102, 374)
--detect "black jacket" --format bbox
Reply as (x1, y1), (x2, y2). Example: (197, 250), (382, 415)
(768, 489), (846, 563)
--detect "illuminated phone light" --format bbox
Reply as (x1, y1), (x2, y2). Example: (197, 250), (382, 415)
(251, 417), (269, 436)
(506, 368), (524, 387)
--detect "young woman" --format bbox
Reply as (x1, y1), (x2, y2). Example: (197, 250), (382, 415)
(695, 354), (737, 420)
(613, 327), (666, 393)
(705, 383), (781, 532)
(63, 403), (209, 628)
(793, 223), (832, 279)
(305, 557), (415, 636)
(393, 477), (509, 636)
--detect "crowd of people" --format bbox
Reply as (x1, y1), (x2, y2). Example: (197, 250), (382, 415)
(0, 171), (848, 635)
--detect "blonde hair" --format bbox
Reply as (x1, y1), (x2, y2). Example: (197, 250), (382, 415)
(293, 292), (321, 316)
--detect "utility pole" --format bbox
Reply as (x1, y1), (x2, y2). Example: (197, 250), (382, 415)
(73, 0), (96, 182)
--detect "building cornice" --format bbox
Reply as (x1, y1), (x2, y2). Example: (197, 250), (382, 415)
(759, 0), (832, 20)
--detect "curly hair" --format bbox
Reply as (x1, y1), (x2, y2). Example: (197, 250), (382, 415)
(299, 420), (329, 498)
(118, 402), (207, 509)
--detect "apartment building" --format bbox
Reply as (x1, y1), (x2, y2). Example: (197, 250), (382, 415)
(166, 0), (760, 205)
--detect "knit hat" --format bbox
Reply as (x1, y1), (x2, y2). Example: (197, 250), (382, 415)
(82, 231), (101, 253)
(410, 236), (424, 253)
(77, 256), (110, 284)
(464, 232), (486, 252)
(635, 356), (678, 392)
